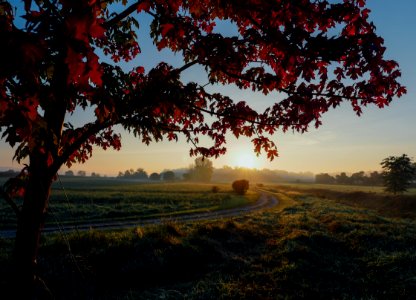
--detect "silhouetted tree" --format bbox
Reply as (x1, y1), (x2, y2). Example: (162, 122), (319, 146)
(335, 172), (350, 185)
(381, 154), (416, 195)
(64, 170), (74, 177)
(77, 170), (86, 177)
(315, 173), (336, 184)
(350, 171), (365, 185)
(162, 171), (175, 181)
(184, 157), (214, 182)
(149, 172), (161, 181)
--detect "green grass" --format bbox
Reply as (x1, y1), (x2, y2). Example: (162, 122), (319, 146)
(0, 179), (258, 229)
(262, 183), (416, 219)
(1, 185), (416, 299)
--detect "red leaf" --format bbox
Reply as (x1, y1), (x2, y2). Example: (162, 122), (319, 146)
(161, 23), (174, 37)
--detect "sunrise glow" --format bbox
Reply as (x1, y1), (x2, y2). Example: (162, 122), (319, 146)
(233, 151), (259, 169)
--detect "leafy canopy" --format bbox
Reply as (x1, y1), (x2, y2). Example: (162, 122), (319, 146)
(381, 154), (416, 195)
(0, 0), (405, 185)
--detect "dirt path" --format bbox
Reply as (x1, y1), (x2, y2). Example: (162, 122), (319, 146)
(0, 191), (278, 239)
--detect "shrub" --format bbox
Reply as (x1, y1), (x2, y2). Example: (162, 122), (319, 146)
(211, 186), (220, 193)
(232, 180), (249, 195)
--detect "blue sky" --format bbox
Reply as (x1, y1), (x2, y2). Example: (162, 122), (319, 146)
(1, 0), (415, 175)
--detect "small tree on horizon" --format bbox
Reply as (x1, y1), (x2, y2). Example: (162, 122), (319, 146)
(149, 172), (161, 181)
(185, 157), (214, 182)
(162, 171), (175, 181)
(381, 154), (416, 195)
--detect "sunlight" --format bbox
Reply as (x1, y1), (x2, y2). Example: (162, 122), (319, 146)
(233, 151), (258, 169)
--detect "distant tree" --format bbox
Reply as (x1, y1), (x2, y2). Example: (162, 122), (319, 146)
(335, 172), (350, 185)
(184, 157), (214, 182)
(162, 171), (175, 181)
(118, 168), (148, 179)
(315, 173), (336, 184)
(149, 173), (161, 181)
(64, 170), (74, 177)
(91, 172), (101, 177)
(381, 154), (416, 195)
(350, 171), (365, 185)
(133, 168), (148, 180)
(77, 170), (87, 177)
(367, 171), (383, 186)
(232, 179), (249, 195)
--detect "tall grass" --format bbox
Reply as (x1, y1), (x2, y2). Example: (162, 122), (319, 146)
(1, 186), (415, 299)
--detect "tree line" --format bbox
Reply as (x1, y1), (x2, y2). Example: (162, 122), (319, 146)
(315, 171), (383, 186)
(316, 154), (416, 194)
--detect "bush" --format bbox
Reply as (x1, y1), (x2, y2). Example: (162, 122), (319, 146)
(232, 180), (249, 195)
(211, 186), (220, 193)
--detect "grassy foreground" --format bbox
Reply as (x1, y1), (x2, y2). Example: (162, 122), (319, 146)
(0, 180), (257, 229)
(1, 186), (416, 299)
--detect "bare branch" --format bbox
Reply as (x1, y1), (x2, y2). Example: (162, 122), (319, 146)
(104, 0), (143, 29)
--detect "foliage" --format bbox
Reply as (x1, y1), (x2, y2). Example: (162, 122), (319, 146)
(211, 186), (219, 193)
(0, 0), (406, 194)
(117, 168), (148, 180)
(315, 171), (383, 185)
(149, 172), (161, 181)
(184, 157), (214, 182)
(0, 0), (407, 293)
(162, 171), (175, 181)
(232, 179), (249, 195)
(381, 154), (416, 195)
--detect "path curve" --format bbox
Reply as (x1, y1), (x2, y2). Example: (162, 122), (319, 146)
(0, 191), (278, 239)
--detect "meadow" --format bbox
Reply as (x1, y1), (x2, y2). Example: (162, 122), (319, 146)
(1, 181), (416, 299)
(0, 177), (258, 229)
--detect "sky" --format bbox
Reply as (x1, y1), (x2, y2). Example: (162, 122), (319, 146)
(1, 0), (415, 176)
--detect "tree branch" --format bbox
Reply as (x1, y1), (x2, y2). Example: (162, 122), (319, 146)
(104, 0), (144, 29)
(53, 121), (112, 173)
(219, 68), (364, 101)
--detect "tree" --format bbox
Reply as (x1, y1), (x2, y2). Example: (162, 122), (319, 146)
(118, 168), (148, 179)
(77, 170), (87, 177)
(335, 172), (350, 185)
(64, 170), (74, 177)
(350, 171), (365, 185)
(315, 173), (336, 184)
(149, 172), (161, 181)
(162, 171), (175, 181)
(184, 157), (214, 182)
(0, 0), (405, 295)
(381, 154), (416, 195)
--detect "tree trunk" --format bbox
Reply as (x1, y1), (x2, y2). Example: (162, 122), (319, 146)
(13, 158), (54, 299)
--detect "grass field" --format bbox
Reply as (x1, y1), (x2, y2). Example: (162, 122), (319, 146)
(262, 183), (416, 219)
(1, 181), (416, 299)
(0, 178), (258, 229)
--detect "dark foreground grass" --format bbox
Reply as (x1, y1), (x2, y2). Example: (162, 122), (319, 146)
(1, 190), (416, 299)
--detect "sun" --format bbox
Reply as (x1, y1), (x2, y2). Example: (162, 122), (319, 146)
(234, 152), (258, 169)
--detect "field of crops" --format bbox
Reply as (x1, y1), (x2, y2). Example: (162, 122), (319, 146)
(2, 182), (416, 299)
(0, 178), (257, 229)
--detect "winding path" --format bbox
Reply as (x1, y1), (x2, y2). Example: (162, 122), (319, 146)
(0, 191), (278, 239)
